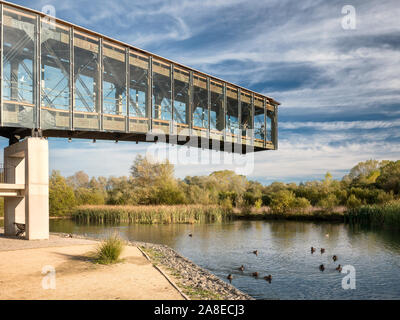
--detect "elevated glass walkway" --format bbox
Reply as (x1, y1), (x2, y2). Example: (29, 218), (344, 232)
(0, 1), (280, 153)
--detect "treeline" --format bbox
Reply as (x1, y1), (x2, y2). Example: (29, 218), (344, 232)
(49, 157), (400, 217)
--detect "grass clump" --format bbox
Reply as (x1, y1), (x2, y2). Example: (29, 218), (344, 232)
(94, 234), (125, 264)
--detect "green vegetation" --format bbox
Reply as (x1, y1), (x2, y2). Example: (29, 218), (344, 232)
(72, 205), (232, 224)
(94, 234), (125, 264)
(46, 156), (400, 228)
(346, 200), (400, 229)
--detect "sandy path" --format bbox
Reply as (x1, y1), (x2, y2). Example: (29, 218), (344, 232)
(0, 243), (183, 300)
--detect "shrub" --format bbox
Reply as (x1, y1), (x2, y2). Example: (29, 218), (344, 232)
(254, 199), (263, 209)
(95, 234), (125, 264)
(317, 194), (339, 210)
(75, 188), (105, 205)
(346, 194), (362, 209)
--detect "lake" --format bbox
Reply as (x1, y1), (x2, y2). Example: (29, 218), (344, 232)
(48, 219), (400, 300)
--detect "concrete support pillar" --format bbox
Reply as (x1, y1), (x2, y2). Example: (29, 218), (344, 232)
(3, 137), (49, 240)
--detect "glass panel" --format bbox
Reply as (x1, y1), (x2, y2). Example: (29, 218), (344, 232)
(41, 21), (70, 129)
(210, 80), (224, 140)
(192, 74), (208, 138)
(226, 86), (239, 142)
(102, 41), (126, 132)
(2, 6), (36, 128)
(173, 67), (189, 135)
(240, 91), (252, 144)
(254, 97), (265, 148)
(129, 50), (149, 133)
(267, 107), (274, 143)
(103, 42), (126, 115)
(152, 59), (171, 134)
(73, 30), (100, 130)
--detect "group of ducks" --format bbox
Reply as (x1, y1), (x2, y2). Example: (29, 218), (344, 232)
(311, 247), (342, 272)
(227, 250), (272, 283)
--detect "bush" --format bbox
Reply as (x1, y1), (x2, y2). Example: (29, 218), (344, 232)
(95, 234), (125, 264)
(75, 188), (105, 205)
(270, 190), (296, 213)
(293, 197), (312, 212)
(317, 194), (339, 210)
(346, 194), (362, 209)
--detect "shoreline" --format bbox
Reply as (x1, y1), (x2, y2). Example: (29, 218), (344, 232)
(53, 231), (253, 300)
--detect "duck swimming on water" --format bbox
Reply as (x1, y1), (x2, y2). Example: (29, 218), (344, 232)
(332, 255), (337, 262)
(320, 248), (325, 254)
(252, 250), (258, 256)
(311, 247), (316, 253)
(336, 265), (342, 272)
(252, 272), (259, 278)
(264, 275), (272, 282)
(238, 265), (245, 272)
(319, 264), (325, 271)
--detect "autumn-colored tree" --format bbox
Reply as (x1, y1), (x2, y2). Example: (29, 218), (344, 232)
(49, 170), (76, 216)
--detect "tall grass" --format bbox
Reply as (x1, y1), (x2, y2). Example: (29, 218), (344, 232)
(72, 205), (233, 224)
(346, 201), (400, 229)
(95, 234), (125, 264)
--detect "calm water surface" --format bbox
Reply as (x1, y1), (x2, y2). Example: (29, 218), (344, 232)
(50, 220), (400, 299)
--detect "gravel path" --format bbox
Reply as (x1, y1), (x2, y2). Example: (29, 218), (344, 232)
(132, 241), (253, 300)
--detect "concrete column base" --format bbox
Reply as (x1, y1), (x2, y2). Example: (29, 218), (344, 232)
(3, 137), (49, 240)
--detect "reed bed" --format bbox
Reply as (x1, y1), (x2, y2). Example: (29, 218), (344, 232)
(236, 206), (346, 221)
(72, 205), (233, 224)
(346, 201), (400, 228)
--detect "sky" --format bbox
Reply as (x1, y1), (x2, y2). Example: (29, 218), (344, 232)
(1, 0), (400, 184)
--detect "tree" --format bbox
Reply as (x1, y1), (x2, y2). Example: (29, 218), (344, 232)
(66, 171), (89, 189)
(346, 160), (385, 185)
(49, 170), (76, 216)
(376, 161), (400, 194)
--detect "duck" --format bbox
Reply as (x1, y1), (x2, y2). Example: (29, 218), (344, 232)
(264, 275), (272, 282)
(188, 233), (193, 237)
(332, 255), (338, 262)
(319, 264), (325, 271)
(311, 247), (316, 253)
(238, 265), (245, 272)
(252, 250), (258, 256)
(336, 265), (342, 272)
(252, 272), (259, 278)
(227, 274), (233, 281)
(320, 248), (325, 254)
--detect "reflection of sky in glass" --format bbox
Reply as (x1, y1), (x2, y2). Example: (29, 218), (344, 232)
(174, 101), (186, 124)
(193, 107), (208, 128)
(267, 116), (272, 141)
(129, 89), (146, 118)
(42, 64), (69, 110)
(226, 115), (239, 134)
(3, 59), (34, 103)
(103, 81), (126, 115)
(254, 113), (265, 140)
(210, 110), (217, 130)
(75, 74), (95, 112)
(152, 96), (172, 121)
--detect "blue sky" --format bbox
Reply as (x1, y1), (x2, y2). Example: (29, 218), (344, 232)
(1, 0), (400, 184)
